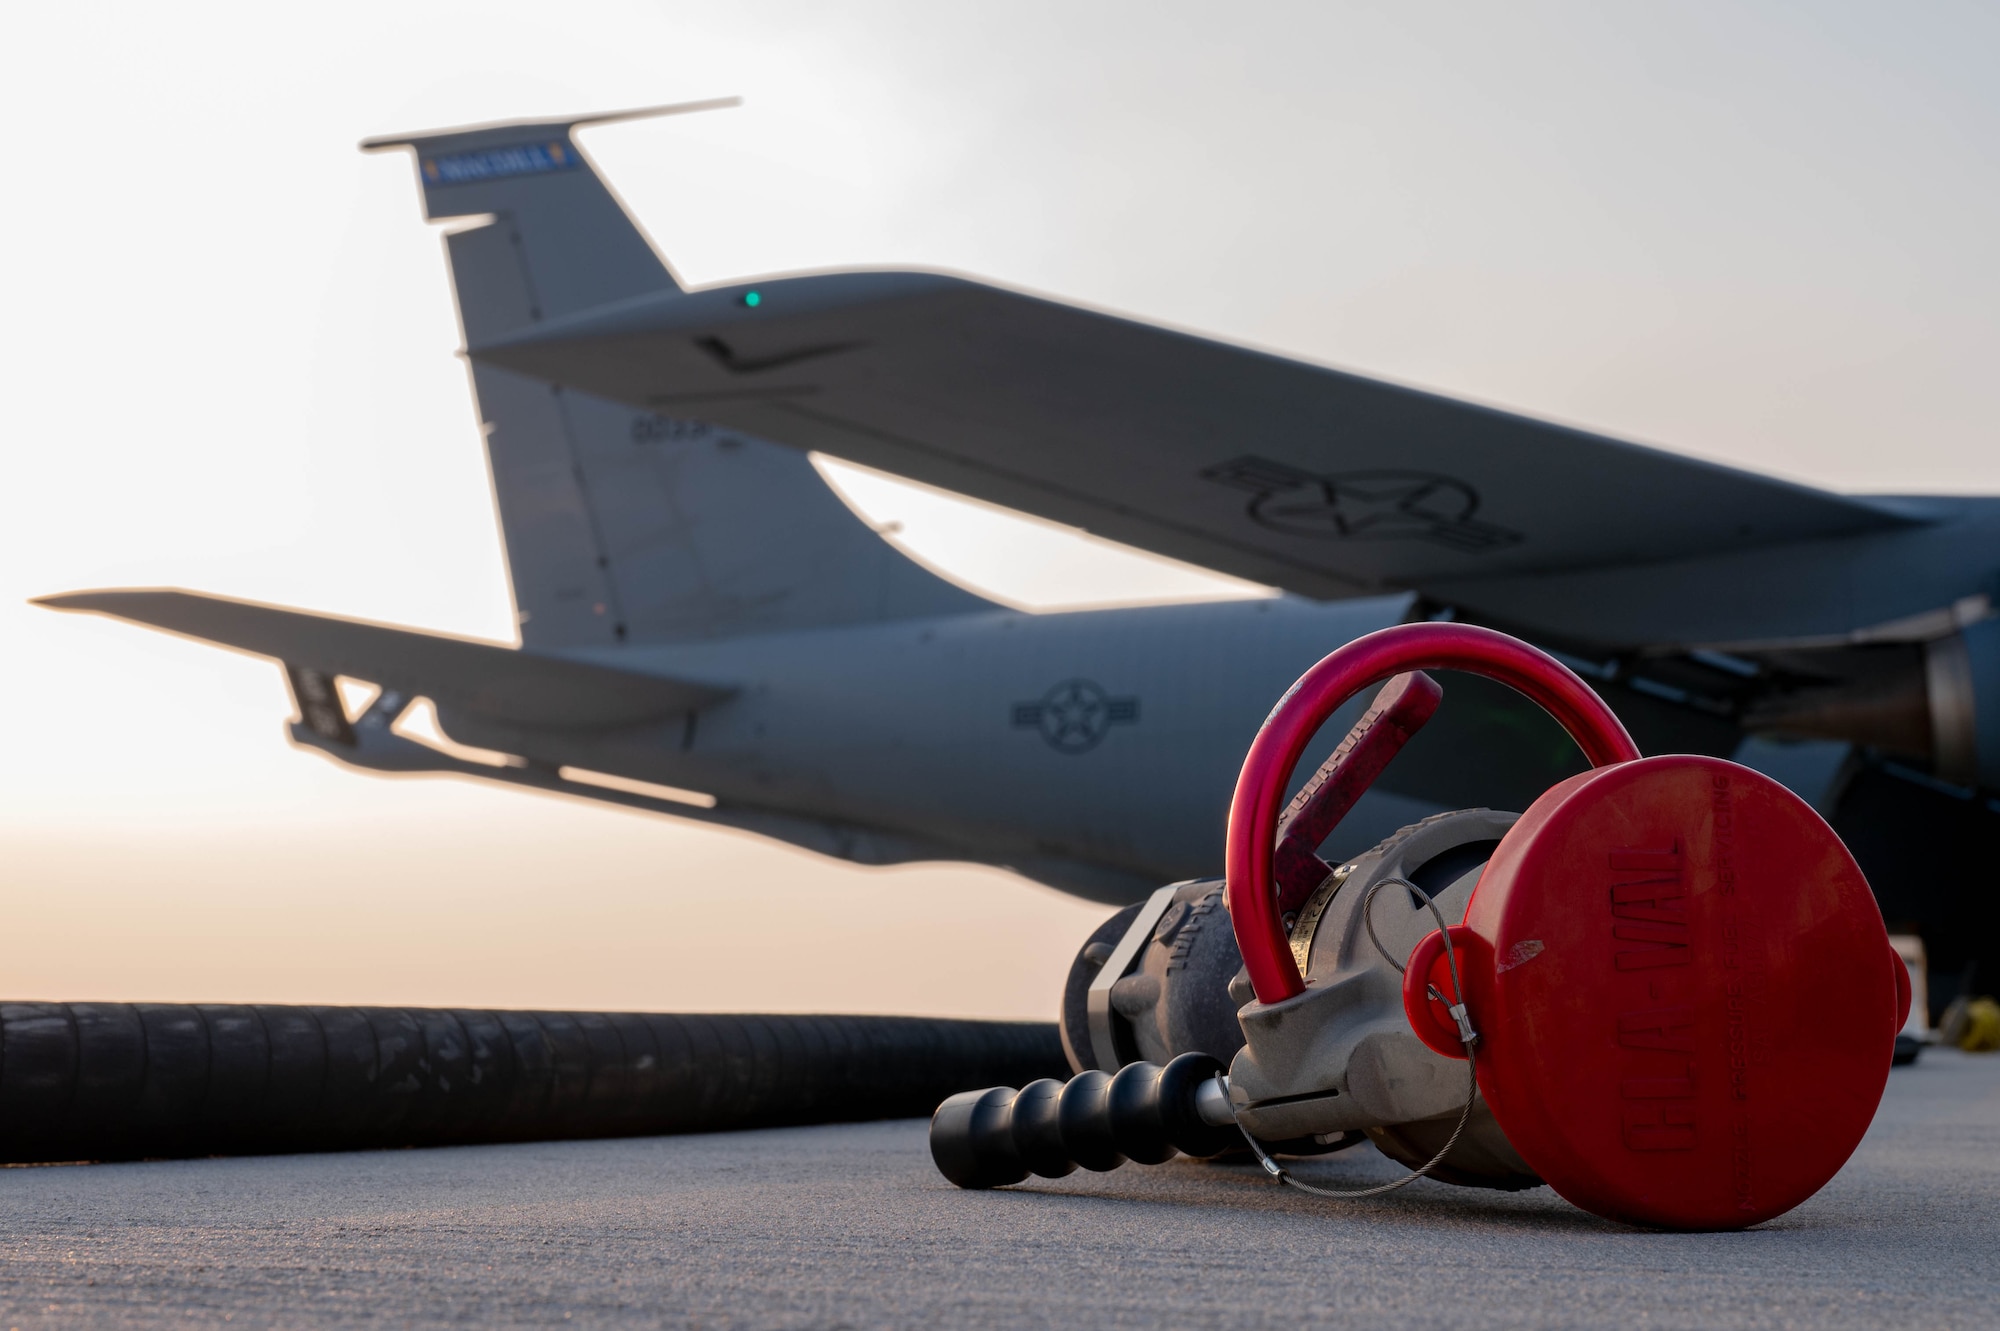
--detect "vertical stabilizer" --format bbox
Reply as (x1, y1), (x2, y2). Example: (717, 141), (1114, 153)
(365, 105), (988, 648)
(362, 101), (729, 329)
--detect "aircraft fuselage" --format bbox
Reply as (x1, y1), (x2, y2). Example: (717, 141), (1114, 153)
(436, 595), (1436, 900)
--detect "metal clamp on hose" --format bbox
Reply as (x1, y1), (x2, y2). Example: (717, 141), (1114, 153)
(1084, 884), (1182, 1073)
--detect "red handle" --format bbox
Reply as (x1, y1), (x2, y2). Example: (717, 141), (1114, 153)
(1226, 622), (1641, 1005)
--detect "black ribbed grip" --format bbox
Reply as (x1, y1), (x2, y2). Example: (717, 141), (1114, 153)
(0, 1003), (1068, 1163)
(929, 1053), (1237, 1188)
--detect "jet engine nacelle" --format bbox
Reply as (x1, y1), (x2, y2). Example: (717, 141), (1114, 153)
(1928, 617), (2000, 791)
(932, 623), (1910, 1231)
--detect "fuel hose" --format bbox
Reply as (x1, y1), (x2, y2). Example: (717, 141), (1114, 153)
(0, 1003), (1067, 1164)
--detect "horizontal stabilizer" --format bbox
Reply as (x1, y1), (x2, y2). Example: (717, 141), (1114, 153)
(35, 589), (732, 728)
(357, 97), (741, 155)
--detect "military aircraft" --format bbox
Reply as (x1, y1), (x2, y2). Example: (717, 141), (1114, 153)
(38, 102), (1998, 1014)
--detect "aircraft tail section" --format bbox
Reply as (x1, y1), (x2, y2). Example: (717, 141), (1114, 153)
(361, 102), (727, 332)
(366, 104), (988, 650)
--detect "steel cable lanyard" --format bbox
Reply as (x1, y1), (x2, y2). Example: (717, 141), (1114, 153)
(1227, 878), (1480, 1199)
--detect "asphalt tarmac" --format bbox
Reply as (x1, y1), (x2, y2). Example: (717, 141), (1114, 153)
(1, 1050), (1993, 1329)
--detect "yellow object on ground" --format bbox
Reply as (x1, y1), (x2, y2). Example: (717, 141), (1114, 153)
(1959, 998), (2000, 1052)
(1940, 996), (2000, 1052)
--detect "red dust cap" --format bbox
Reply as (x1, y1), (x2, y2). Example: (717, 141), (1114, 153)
(1460, 755), (1899, 1230)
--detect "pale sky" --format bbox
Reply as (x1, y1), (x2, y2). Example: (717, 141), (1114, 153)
(2, 2), (1994, 1017)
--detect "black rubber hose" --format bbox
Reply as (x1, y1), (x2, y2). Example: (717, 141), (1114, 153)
(0, 1003), (1068, 1164)
(930, 1052), (1233, 1188)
